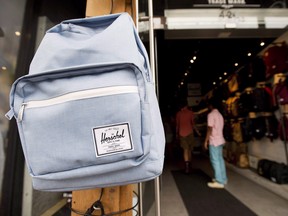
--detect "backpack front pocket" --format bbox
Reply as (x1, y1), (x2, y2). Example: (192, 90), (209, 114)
(18, 85), (144, 176)
(9, 64), (151, 176)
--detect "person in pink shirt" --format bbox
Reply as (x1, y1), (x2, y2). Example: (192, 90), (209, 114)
(204, 98), (227, 188)
(176, 100), (200, 173)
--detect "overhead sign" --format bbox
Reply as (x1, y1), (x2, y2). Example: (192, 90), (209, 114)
(165, 9), (259, 29)
(165, 0), (286, 8)
(188, 83), (202, 96)
(188, 96), (202, 106)
(193, 0), (261, 7)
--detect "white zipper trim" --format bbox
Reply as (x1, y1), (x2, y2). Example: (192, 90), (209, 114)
(18, 85), (138, 121)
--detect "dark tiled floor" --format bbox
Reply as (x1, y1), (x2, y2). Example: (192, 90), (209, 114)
(156, 154), (288, 216)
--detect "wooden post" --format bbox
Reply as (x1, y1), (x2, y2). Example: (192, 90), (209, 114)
(72, 185), (134, 216)
(85, 0), (136, 23)
(71, 1), (136, 215)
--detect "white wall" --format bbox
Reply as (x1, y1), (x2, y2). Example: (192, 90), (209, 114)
(248, 138), (288, 164)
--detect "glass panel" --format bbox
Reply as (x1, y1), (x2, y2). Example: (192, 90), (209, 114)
(0, 0), (26, 202)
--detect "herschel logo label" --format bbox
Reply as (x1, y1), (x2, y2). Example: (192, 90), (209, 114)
(92, 122), (134, 157)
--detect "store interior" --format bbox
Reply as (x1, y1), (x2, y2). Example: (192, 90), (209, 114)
(156, 36), (276, 111)
(1, 0), (288, 215)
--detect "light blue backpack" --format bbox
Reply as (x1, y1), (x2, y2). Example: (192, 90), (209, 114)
(5, 13), (165, 191)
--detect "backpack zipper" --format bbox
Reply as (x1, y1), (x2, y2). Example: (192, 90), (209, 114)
(17, 85), (139, 122)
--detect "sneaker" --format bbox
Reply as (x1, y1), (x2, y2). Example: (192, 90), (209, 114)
(212, 178), (228, 184)
(207, 182), (224, 189)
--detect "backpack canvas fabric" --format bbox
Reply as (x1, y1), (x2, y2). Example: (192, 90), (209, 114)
(6, 13), (165, 191)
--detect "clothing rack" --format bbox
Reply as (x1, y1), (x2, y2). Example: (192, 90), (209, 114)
(277, 95), (288, 165)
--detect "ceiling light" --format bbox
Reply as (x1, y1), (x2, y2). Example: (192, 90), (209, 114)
(224, 72), (227, 76)
(260, 42), (265, 46)
(15, 31), (21, 36)
(247, 52), (252, 56)
(180, 81), (184, 85)
(1, 66), (7, 70)
(219, 77), (222, 80)
(234, 63), (238, 67)
(213, 82), (216, 85)
(190, 59), (194, 63)
(193, 56), (197, 60)
(184, 72), (188, 76)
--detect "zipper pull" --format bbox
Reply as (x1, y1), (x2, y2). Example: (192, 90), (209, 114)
(5, 109), (14, 120)
(18, 104), (26, 122)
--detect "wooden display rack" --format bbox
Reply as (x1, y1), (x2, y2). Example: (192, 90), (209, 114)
(71, 1), (136, 215)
